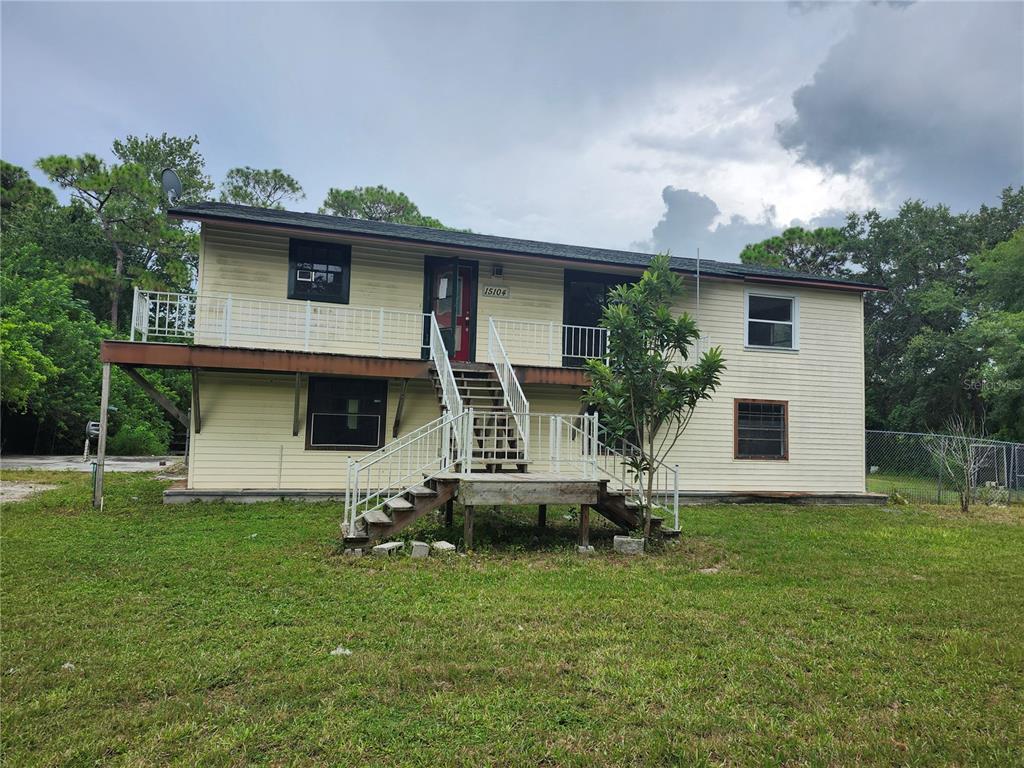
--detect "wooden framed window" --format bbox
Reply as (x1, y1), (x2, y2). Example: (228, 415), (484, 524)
(745, 291), (798, 350)
(306, 377), (387, 450)
(288, 239), (351, 304)
(734, 399), (788, 460)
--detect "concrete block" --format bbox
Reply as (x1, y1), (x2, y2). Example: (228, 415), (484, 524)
(410, 541), (430, 558)
(431, 540), (457, 554)
(343, 547), (364, 557)
(613, 535), (645, 555)
(372, 541), (404, 557)
(576, 545), (595, 556)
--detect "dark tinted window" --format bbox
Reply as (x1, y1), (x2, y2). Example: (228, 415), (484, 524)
(748, 295), (792, 322)
(747, 294), (795, 348)
(307, 377), (387, 449)
(289, 239), (351, 304)
(736, 400), (787, 459)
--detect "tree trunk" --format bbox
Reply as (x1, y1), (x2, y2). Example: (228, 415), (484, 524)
(110, 245), (125, 332)
(643, 430), (655, 538)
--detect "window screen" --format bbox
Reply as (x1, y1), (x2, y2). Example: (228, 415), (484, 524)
(747, 294), (795, 349)
(288, 239), (351, 304)
(306, 377), (387, 449)
(735, 400), (788, 459)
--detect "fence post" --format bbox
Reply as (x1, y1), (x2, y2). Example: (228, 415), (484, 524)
(937, 439), (944, 504)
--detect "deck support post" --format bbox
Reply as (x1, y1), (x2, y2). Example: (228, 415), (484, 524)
(538, 504), (547, 528)
(191, 368), (202, 434)
(292, 373), (302, 437)
(577, 504), (590, 551)
(463, 505), (474, 551)
(93, 362), (111, 508)
(444, 498), (454, 528)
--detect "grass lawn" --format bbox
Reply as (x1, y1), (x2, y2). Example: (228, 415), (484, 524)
(2, 470), (1023, 766)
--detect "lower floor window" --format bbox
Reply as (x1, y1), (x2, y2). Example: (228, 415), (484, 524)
(307, 377), (387, 450)
(735, 399), (788, 460)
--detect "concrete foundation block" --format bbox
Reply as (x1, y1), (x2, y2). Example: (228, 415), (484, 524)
(372, 541), (404, 556)
(410, 541), (430, 558)
(343, 547), (364, 557)
(431, 540), (457, 554)
(613, 535), (645, 555)
(576, 545), (595, 556)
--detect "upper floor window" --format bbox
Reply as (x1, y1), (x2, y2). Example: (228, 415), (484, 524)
(288, 239), (351, 304)
(745, 292), (798, 350)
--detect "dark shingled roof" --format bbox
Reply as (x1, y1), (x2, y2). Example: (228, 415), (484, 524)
(169, 201), (885, 291)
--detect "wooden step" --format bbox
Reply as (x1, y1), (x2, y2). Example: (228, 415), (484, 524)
(363, 509), (392, 525)
(384, 497), (414, 513)
(405, 484), (437, 498)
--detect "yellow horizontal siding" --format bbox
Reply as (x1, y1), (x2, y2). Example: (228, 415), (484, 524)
(190, 225), (865, 494)
(188, 373), (440, 490)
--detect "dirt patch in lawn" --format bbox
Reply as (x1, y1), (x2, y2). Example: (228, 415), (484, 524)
(1, 482), (58, 503)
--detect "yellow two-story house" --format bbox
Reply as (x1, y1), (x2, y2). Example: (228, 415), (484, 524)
(100, 202), (884, 543)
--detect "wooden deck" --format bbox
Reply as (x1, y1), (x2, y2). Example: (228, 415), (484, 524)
(433, 472), (603, 505)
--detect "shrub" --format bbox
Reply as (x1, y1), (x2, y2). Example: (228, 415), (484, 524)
(107, 423), (168, 456)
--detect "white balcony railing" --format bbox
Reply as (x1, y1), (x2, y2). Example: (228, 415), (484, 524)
(131, 289), (428, 358)
(130, 290), (609, 368)
(487, 318), (608, 368)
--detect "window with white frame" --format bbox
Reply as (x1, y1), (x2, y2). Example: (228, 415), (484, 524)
(745, 292), (797, 349)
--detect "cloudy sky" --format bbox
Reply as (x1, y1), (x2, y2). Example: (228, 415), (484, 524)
(3, 1), (1022, 261)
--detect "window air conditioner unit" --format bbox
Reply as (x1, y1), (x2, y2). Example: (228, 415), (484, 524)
(296, 269), (314, 282)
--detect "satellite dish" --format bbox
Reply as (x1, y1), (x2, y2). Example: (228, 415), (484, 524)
(160, 168), (183, 205)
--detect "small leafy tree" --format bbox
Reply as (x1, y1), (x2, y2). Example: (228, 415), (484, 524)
(220, 167), (304, 209)
(583, 254), (725, 537)
(926, 414), (985, 515)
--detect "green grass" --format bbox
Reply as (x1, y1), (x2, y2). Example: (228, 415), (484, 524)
(2, 470), (1023, 766)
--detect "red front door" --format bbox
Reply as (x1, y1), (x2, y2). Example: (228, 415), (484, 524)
(427, 259), (475, 361)
(454, 265), (474, 361)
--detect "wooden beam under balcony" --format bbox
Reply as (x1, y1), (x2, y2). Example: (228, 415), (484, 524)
(101, 341), (433, 379)
(101, 341), (592, 385)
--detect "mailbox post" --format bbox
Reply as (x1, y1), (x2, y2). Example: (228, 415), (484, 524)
(93, 363), (111, 508)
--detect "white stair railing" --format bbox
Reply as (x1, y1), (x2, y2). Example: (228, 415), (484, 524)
(344, 410), (472, 538)
(428, 313), (469, 463)
(544, 413), (680, 531)
(486, 317), (530, 460)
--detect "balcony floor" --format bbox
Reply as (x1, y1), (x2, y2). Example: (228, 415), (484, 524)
(101, 340), (590, 385)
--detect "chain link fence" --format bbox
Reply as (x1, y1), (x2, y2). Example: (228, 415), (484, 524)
(866, 430), (1024, 505)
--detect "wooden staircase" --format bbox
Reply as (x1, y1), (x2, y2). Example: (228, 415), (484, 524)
(594, 485), (665, 533)
(344, 478), (459, 544)
(431, 363), (527, 472)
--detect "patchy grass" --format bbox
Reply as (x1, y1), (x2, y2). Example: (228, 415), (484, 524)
(2, 470), (1023, 766)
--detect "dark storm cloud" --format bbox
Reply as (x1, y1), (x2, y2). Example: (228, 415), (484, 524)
(639, 186), (847, 262)
(777, 1), (1024, 210)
